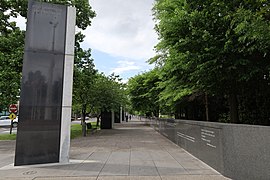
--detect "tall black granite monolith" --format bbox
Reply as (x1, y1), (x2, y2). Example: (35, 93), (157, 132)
(15, 1), (76, 166)
(101, 111), (113, 129)
(114, 108), (120, 123)
(122, 110), (125, 121)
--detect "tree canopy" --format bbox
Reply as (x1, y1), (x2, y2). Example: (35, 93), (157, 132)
(73, 54), (127, 121)
(127, 68), (161, 117)
(0, 26), (24, 110)
(128, 0), (270, 125)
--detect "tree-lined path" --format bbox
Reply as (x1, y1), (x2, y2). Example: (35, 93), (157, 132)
(0, 118), (228, 180)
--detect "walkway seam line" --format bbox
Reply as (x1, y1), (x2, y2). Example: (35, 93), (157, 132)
(96, 151), (112, 179)
(149, 151), (162, 180)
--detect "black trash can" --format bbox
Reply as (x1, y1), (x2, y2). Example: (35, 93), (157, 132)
(86, 122), (92, 129)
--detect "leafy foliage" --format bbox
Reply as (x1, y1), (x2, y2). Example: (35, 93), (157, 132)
(94, 73), (127, 112)
(127, 68), (161, 117)
(0, 23), (24, 110)
(149, 0), (270, 124)
(73, 50), (127, 120)
(73, 49), (97, 118)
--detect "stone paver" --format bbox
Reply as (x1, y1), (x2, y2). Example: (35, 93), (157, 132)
(0, 118), (229, 180)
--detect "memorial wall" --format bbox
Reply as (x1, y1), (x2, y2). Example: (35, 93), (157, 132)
(146, 118), (270, 180)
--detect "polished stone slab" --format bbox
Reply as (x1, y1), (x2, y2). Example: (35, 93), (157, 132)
(101, 111), (113, 129)
(114, 109), (121, 123)
(15, 1), (75, 166)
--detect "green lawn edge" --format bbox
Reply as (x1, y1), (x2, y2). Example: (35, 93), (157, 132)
(0, 122), (99, 140)
(0, 133), (17, 140)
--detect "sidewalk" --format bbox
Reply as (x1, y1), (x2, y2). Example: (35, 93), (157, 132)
(0, 118), (229, 180)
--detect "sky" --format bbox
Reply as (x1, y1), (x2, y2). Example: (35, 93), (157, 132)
(12, 0), (159, 83)
(82, 0), (158, 82)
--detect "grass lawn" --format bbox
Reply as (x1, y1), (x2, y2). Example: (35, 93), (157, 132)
(70, 124), (82, 139)
(0, 122), (99, 140)
(0, 133), (17, 140)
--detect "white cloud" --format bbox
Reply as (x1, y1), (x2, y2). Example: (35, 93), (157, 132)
(10, 0), (158, 80)
(84, 0), (158, 60)
(11, 0), (159, 61)
(110, 60), (141, 74)
(10, 15), (26, 30)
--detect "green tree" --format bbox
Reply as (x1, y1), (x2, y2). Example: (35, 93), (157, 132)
(0, 25), (24, 111)
(93, 73), (127, 126)
(152, 0), (270, 124)
(73, 55), (127, 136)
(127, 68), (161, 117)
(73, 49), (97, 136)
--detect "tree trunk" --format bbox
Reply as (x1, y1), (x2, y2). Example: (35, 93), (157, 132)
(81, 105), (87, 136)
(229, 93), (239, 123)
(82, 120), (87, 137)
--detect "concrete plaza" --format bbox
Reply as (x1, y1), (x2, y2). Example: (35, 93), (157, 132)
(0, 118), (228, 180)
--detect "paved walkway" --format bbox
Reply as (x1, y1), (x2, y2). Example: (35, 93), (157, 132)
(0, 118), (228, 180)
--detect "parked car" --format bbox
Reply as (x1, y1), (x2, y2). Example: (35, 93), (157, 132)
(77, 116), (90, 120)
(0, 116), (18, 127)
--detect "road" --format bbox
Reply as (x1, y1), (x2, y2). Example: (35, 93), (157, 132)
(0, 126), (17, 134)
(71, 118), (97, 124)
